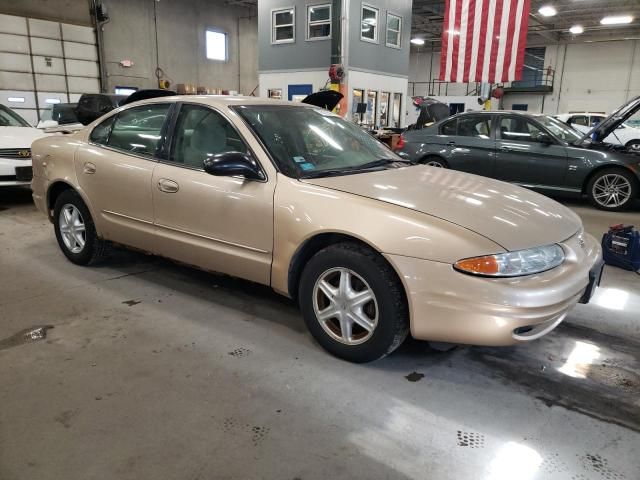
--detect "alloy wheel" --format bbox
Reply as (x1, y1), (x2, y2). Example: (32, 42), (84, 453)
(312, 267), (378, 345)
(426, 160), (445, 167)
(58, 204), (86, 253)
(592, 174), (632, 208)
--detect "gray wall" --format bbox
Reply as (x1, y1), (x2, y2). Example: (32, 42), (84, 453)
(348, 0), (411, 76)
(258, 0), (331, 72)
(0, 0), (259, 95)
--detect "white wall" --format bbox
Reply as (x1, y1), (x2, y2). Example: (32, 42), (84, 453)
(258, 70), (328, 99)
(409, 39), (640, 115)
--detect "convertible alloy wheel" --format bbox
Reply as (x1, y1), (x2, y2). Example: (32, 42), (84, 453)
(58, 204), (86, 253)
(312, 267), (378, 345)
(591, 173), (633, 209)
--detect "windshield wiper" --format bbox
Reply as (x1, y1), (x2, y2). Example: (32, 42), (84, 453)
(299, 158), (412, 179)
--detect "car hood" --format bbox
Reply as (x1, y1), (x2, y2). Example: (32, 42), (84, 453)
(580, 96), (640, 144)
(302, 166), (582, 252)
(0, 127), (49, 149)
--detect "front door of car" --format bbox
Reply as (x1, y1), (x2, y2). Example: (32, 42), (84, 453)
(151, 103), (275, 285)
(74, 102), (171, 249)
(446, 114), (496, 177)
(494, 115), (568, 188)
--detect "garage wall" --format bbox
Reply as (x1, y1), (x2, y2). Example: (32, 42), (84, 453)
(409, 39), (640, 114)
(0, 13), (99, 125)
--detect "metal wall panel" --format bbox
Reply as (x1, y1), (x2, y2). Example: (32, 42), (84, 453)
(65, 58), (98, 77)
(15, 109), (38, 126)
(35, 74), (66, 92)
(0, 71), (34, 90)
(61, 24), (95, 44)
(32, 55), (65, 75)
(64, 41), (98, 61)
(37, 91), (69, 106)
(0, 34), (30, 54)
(0, 90), (37, 109)
(31, 37), (64, 57)
(69, 93), (82, 102)
(0, 14), (28, 35)
(28, 18), (61, 39)
(67, 76), (99, 93)
(0, 53), (32, 73)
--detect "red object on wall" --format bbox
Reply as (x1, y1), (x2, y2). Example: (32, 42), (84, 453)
(492, 87), (504, 99)
(329, 64), (345, 82)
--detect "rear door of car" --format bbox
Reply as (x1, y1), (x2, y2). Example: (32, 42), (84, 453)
(447, 114), (496, 177)
(74, 102), (172, 249)
(494, 114), (569, 188)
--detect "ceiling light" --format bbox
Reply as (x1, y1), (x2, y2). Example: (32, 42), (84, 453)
(410, 38), (425, 45)
(600, 15), (633, 25)
(569, 25), (584, 34)
(538, 5), (557, 17)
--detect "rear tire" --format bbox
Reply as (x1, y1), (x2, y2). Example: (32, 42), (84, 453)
(53, 189), (109, 265)
(626, 139), (640, 152)
(586, 168), (638, 211)
(420, 155), (448, 168)
(299, 242), (409, 363)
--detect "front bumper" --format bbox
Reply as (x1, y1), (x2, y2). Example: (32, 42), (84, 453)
(0, 157), (32, 186)
(385, 231), (602, 346)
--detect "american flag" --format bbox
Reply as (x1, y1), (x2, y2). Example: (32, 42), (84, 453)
(439, 0), (531, 83)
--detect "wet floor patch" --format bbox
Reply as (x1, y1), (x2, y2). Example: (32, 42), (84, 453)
(467, 322), (640, 432)
(405, 371), (425, 382)
(0, 326), (54, 351)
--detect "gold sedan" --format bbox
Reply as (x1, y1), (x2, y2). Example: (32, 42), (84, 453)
(30, 96), (603, 362)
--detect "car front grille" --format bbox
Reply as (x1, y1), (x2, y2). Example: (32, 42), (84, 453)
(0, 148), (31, 159)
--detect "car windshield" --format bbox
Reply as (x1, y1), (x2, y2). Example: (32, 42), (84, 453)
(0, 105), (30, 127)
(233, 105), (409, 178)
(537, 115), (582, 143)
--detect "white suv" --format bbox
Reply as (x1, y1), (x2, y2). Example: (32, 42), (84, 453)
(0, 105), (48, 187)
(555, 111), (640, 150)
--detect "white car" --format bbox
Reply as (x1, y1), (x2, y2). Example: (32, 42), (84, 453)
(555, 112), (640, 150)
(0, 105), (48, 187)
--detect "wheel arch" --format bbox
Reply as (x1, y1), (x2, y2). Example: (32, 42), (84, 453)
(581, 164), (639, 194)
(286, 232), (408, 307)
(46, 181), (101, 234)
(418, 154), (449, 167)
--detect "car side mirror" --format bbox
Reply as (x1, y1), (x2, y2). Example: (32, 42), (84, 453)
(536, 132), (553, 144)
(203, 151), (264, 180)
(38, 120), (59, 129)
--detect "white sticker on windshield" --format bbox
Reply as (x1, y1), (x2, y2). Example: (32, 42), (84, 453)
(293, 156), (306, 163)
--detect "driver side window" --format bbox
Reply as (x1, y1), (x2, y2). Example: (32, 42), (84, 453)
(169, 104), (247, 169)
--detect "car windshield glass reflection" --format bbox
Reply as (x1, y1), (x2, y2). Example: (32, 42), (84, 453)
(0, 105), (31, 127)
(536, 115), (582, 143)
(234, 105), (409, 178)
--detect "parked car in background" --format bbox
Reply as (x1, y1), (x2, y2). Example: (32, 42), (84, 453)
(31, 96), (602, 362)
(0, 104), (48, 187)
(75, 93), (127, 125)
(37, 103), (82, 130)
(555, 111), (640, 150)
(397, 98), (640, 211)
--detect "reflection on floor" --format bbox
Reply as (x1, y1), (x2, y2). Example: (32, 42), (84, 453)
(0, 187), (638, 480)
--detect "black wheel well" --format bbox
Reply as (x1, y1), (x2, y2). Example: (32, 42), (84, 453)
(47, 182), (74, 215)
(582, 165), (638, 194)
(287, 233), (404, 302)
(625, 139), (640, 147)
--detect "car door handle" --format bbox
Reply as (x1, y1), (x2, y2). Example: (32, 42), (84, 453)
(157, 178), (179, 193)
(447, 141), (456, 146)
(83, 162), (96, 174)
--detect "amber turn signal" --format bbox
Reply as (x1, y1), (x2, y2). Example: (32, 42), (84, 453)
(454, 256), (500, 275)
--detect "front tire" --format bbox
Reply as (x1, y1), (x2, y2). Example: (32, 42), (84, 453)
(587, 168), (638, 211)
(53, 189), (109, 265)
(299, 242), (409, 363)
(420, 155), (448, 168)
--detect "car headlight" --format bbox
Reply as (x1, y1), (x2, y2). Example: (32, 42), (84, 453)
(454, 244), (565, 277)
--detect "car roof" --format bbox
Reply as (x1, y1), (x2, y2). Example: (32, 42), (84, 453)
(122, 94), (311, 109)
(453, 110), (550, 118)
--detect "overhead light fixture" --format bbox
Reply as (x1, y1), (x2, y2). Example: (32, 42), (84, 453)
(410, 38), (425, 45)
(538, 5), (557, 17)
(600, 15), (633, 25)
(569, 25), (584, 34)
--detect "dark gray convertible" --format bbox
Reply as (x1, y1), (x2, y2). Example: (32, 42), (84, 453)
(397, 97), (640, 211)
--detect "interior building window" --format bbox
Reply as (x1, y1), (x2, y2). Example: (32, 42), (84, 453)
(386, 13), (402, 48)
(379, 91), (390, 127)
(392, 93), (402, 128)
(365, 90), (378, 126)
(307, 4), (331, 40)
(206, 30), (228, 61)
(361, 4), (379, 43)
(352, 89), (364, 123)
(268, 89), (282, 100)
(272, 7), (295, 44)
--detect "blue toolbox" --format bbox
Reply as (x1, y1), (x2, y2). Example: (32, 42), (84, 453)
(601, 224), (640, 272)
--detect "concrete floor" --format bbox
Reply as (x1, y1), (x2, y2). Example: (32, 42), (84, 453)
(1, 186), (639, 480)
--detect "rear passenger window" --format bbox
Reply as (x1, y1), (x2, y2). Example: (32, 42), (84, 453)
(440, 119), (457, 135)
(106, 103), (170, 156)
(569, 115), (588, 127)
(89, 115), (115, 144)
(457, 116), (491, 138)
